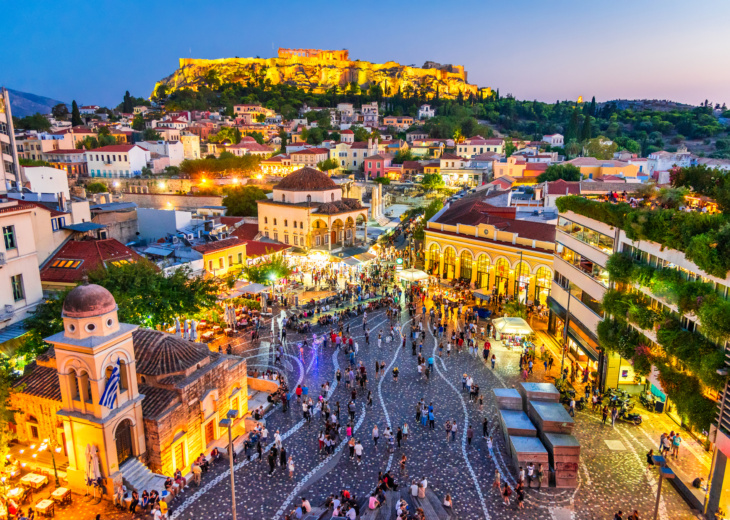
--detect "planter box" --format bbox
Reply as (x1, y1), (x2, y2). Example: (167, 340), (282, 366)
(527, 400), (574, 435)
(499, 410), (537, 444)
(543, 433), (580, 489)
(518, 382), (560, 409)
(493, 388), (523, 411)
(508, 436), (549, 473)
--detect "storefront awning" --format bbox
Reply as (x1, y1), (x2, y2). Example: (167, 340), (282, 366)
(341, 257), (361, 266)
(355, 253), (376, 263)
(396, 268), (429, 282)
(492, 317), (533, 335)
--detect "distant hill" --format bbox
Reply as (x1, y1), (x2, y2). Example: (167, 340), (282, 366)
(5, 88), (68, 118)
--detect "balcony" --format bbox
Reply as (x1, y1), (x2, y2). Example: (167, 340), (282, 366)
(551, 282), (602, 333)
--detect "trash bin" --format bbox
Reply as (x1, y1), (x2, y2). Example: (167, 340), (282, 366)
(654, 400), (665, 413)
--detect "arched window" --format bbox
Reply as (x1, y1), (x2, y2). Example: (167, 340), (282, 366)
(281, 194), (286, 202)
(307, 195), (311, 203)
(427, 244), (440, 274)
(477, 255), (491, 289)
(119, 360), (128, 393)
(443, 248), (456, 279)
(494, 258), (510, 295)
(514, 261), (531, 303)
(69, 369), (80, 401)
(284, 220), (288, 227)
(79, 371), (92, 403)
(534, 266), (552, 305)
(300, 221), (304, 228)
(459, 250), (473, 281)
(331, 193), (335, 202)
(293, 221), (297, 229)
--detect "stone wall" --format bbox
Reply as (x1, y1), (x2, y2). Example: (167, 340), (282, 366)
(122, 193), (224, 212)
(11, 394), (64, 447)
(143, 357), (248, 475)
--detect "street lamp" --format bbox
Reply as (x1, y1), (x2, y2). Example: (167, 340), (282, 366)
(219, 409), (239, 520)
(38, 440), (61, 488)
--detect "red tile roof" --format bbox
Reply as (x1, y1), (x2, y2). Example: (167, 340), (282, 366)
(230, 223), (259, 240)
(220, 216), (244, 227)
(242, 240), (290, 258)
(340, 129), (354, 134)
(40, 239), (144, 283)
(192, 237), (247, 255)
(49, 149), (86, 155)
(440, 153), (462, 160)
(290, 147), (329, 155)
(87, 144), (142, 153)
(543, 179), (580, 195)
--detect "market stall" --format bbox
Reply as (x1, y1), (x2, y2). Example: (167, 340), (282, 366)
(492, 316), (534, 346)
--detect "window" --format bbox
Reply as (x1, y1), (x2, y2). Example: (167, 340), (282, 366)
(294, 236), (298, 245)
(555, 242), (609, 287)
(50, 259), (82, 269)
(273, 219), (277, 225)
(300, 221), (304, 228)
(3, 226), (16, 250)
(119, 360), (128, 392)
(293, 221), (297, 229)
(307, 195), (311, 203)
(331, 193), (335, 202)
(228, 254), (233, 266)
(557, 217), (614, 254)
(284, 235), (289, 244)
(237, 252), (243, 264)
(274, 232), (278, 241)
(219, 258), (224, 269)
(264, 217), (268, 224)
(208, 260), (213, 271)
(282, 194), (286, 202)
(284, 220), (288, 227)
(11, 274), (24, 301)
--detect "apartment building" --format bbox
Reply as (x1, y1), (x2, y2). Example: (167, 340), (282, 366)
(549, 203), (730, 517)
(0, 88), (20, 193)
(86, 144), (151, 178)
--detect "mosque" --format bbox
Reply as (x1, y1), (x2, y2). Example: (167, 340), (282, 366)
(10, 284), (249, 493)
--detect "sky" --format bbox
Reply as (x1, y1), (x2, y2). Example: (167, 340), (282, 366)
(1, 0), (729, 108)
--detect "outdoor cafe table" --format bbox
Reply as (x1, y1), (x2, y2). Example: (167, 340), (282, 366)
(201, 332), (214, 342)
(35, 498), (54, 517)
(224, 328), (233, 336)
(20, 473), (48, 490)
(51, 487), (71, 505)
(212, 325), (222, 333)
(7, 486), (24, 502)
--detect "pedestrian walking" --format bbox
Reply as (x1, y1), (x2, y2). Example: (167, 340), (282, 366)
(492, 469), (501, 490)
(467, 425), (474, 446)
(372, 424), (380, 450)
(611, 406), (618, 427)
(288, 456), (295, 478)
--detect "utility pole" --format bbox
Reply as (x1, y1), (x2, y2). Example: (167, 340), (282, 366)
(219, 409), (240, 520)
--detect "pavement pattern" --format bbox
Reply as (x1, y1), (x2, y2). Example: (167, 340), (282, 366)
(156, 294), (703, 520)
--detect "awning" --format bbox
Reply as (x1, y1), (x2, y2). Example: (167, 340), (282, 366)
(230, 282), (269, 296)
(473, 288), (491, 300)
(491, 317), (533, 335)
(341, 257), (361, 266)
(143, 247), (174, 257)
(63, 222), (106, 232)
(355, 253), (376, 263)
(396, 268), (429, 282)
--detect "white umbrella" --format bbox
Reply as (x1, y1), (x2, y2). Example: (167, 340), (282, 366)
(183, 320), (190, 340)
(191, 320), (198, 341)
(175, 317), (181, 336)
(84, 444), (93, 484)
(223, 304), (230, 327)
(91, 445), (102, 479)
(396, 268), (429, 282)
(491, 317), (533, 335)
(229, 305), (237, 329)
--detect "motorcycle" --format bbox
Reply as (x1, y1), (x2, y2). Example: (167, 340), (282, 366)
(616, 405), (642, 425)
(639, 392), (656, 411)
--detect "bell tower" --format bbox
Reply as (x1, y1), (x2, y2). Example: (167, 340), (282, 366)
(46, 284), (145, 492)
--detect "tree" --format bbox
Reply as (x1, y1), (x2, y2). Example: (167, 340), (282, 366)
(122, 91), (134, 113)
(317, 158), (339, 173)
(243, 254), (293, 285)
(583, 136), (618, 160)
(77, 136), (99, 150)
(222, 186), (269, 216)
(141, 166), (153, 177)
(412, 198), (444, 240)
(19, 158), (51, 167)
(566, 107), (580, 142)
(536, 163), (582, 183)
(279, 129), (288, 153)
(392, 150), (414, 164)
(249, 131), (265, 145)
(132, 113), (146, 131)
(71, 100), (83, 126)
(85, 182), (109, 194)
(421, 173), (445, 190)
(580, 115), (592, 142)
(255, 113), (266, 123)
(142, 128), (162, 141)
(209, 126), (242, 145)
(14, 113), (51, 132)
(87, 260), (220, 327)
(51, 103), (69, 119)
(504, 138), (516, 157)
(373, 176), (390, 185)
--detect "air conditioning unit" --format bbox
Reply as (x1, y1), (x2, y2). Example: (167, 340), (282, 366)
(172, 236), (179, 244)
(187, 234), (194, 241)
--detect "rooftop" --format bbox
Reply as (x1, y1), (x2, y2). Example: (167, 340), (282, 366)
(40, 238), (144, 284)
(273, 167), (338, 191)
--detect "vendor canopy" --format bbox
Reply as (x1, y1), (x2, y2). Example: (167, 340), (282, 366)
(396, 268), (429, 282)
(492, 316), (533, 335)
(473, 288), (491, 300)
(232, 282), (269, 296)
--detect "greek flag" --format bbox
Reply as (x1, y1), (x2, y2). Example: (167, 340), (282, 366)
(99, 358), (120, 409)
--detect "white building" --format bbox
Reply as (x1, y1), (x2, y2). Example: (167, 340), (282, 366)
(0, 88), (21, 193)
(362, 102), (379, 128)
(22, 166), (71, 199)
(180, 132), (201, 160)
(0, 198), (44, 331)
(647, 147), (693, 175)
(137, 140), (184, 167)
(79, 105), (99, 115)
(86, 144), (151, 179)
(542, 134), (564, 147)
(418, 104), (435, 119)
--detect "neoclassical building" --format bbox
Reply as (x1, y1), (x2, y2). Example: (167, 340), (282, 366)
(256, 167), (369, 251)
(424, 195), (556, 305)
(11, 284), (248, 492)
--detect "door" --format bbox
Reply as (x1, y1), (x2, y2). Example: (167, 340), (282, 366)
(205, 420), (215, 446)
(115, 419), (134, 465)
(331, 230), (336, 244)
(174, 442), (185, 470)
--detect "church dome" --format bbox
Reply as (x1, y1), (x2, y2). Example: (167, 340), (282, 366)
(62, 284), (117, 318)
(274, 167), (338, 191)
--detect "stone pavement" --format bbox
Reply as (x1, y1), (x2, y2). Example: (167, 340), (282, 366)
(44, 280), (703, 520)
(161, 291), (701, 520)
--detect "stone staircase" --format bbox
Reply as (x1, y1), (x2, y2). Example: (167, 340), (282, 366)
(120, 458), (168, 495)
(371, 215), (392, 227)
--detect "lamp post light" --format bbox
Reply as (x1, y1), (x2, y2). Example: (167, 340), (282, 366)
(651, 454), (675, 520)
(38, 440), (61, 488)
(219, 409), (239, 520)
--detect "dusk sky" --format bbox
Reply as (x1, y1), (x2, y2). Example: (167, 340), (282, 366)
(2, 0), (728, 108)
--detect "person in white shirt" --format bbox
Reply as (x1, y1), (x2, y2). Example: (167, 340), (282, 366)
(410, 481), (419, 496)
(421, 477), (428, 490)
(345, 506), (356, 519)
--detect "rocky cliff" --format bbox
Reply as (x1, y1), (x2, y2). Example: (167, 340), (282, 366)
(153, 55), (489, 100)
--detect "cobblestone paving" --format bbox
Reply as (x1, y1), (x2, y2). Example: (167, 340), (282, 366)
(162, 298), (702, 520)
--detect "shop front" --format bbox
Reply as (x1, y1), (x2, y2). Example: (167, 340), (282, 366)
(494, 258), (510, 296)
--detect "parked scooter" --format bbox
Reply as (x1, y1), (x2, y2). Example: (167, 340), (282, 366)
(616, 404), (643, 425)
(639, 392), (656, 412)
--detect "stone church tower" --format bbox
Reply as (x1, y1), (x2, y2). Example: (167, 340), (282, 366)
(45, 284), (145, 491)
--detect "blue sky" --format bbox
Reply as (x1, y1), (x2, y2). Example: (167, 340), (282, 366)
(1, 0), (728, 108)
